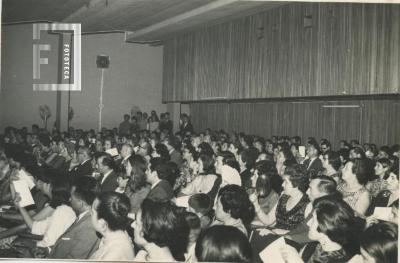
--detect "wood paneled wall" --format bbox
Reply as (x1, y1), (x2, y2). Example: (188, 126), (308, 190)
(162, 3), (400, 102)
(190, 99), (400, 147)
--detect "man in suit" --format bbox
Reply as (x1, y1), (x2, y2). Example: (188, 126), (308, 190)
(146, 157), (174, 201)
(302, 142), (324, 177)
(69, 146), (93, 178)
(96, 153), (119, 193)
(117, 144), (133, 171)
(34, 176), (100, 259)
(163, 136), (183, 169)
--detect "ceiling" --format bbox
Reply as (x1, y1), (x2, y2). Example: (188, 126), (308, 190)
(2, 0), (287, 42)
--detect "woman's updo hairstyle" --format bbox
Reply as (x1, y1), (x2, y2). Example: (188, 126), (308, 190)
(96, 192), (131, 231)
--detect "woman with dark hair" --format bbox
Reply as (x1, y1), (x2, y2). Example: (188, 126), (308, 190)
(195, 225), (252, 262)
(281, 197), (364, 263)
(276, 147), (297, 177)
(357, 222), (398, 263)
(133, 199), (189, 262)
(366, 158), (392, 198)
(322, 151), (342, 183)
(213, 184), (255, 236)
(151, 143), (170, 162)
(238, 149), (258, 189)
(124, 155), (150, 214)
(367, 171), (399, 216)
(13, 176), (76, 249)
(228, 141), (243, 162)
(179, 153), (217, 196)
(338, 158), (371, 216)
(253, 164), (309, 230)
(90, 191), (134, 260)
(249, 161), (280, 218)
(290, 143), (304, 164)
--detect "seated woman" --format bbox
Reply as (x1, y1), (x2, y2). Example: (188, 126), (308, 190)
(90, 191), (134, 261)
(348, 221), (398, 263)
(213, 184), (255, 236)
(13, 175), (76, 252)
(123, 155), (150, 214)
(338, 158), (371, 216)
(367, 171), (398, 216)
(252, 164), (309, 231)
(195, 225), (252, 263)
(276, 148), (297, 177)
(249, 166), (280, 221)
(133, 199), (189, 262)
(281, 197), (364, 263)
(321, 151), (342, 183)
(179, 153), (217, 196)
(366, 158), (391, 198)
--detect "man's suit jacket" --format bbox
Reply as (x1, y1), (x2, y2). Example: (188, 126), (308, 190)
(303, 158), (324, 177)
(100, 170), (119, 193)
(49, 212), (100, 259)
(70, 160), (93, 178)
(147, 180), (174, 202)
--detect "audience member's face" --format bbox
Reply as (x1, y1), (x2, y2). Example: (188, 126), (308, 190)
(341, 161), (354, 182)
(322, 154), (331, 170)
(306, 179), (322, 201)
(215, 197), (230, 222)
(349, 149), (360, 160)
(104, 140), (112, 151)
(182, 148), (192, 161)
(132, 209), (147, 246)
(251, 170), (259, 188)
(117, 175), (129, 189)
(282, 175), (295, 195)
(320, 145), (330, 154)
(70, 188), (82, 214)
(96, 157), (106, 174)
(307, 211), (323, 241)
(215, 156), (224, 174)
(377, 151), (388, 159)
(307, 146), (317, 158)
(256, 153), (268, 162)
(91, 198), (105, 233)
(77, 150), (86, 163)
(228, 144), (237, 154)
(254, 142), (263, 153)
(120, 145), (131, 159)
(386, 173), (399, 192)
(221, 142), (229, 152)
(374, 162), (386, 176)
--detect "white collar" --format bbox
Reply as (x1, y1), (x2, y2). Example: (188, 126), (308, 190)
(151, 179), (161, 189)
(101, 170), (113, 184)
(78, 210), (90, 221)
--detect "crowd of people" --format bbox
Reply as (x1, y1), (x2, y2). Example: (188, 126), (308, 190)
(0, 110), (398, 262)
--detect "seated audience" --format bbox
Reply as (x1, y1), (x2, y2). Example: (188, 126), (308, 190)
(188, 193), (214, 230)
(213, 184), (255, 236)
(195, 225), (252, 263)
(215, 151), (241, 187)
(302, 142), (324, 177)
(13, 176), (76, 255)
(321, 151), (342, 183)
(252, 165), (309, 230)
(367, 158), (391, 198)
(367, 171), (398, 216)
(68, 146), (93, 178)
(146, 158), (174, 201)
(338, 158), (371, 216)
(123, 155), (150, 213)
(133, 199), (189, 262)
(281, 197), (364, 263)
(95, 153), (119, 193)
(90, 192), (134, 260)
(47, 176), (100, 259)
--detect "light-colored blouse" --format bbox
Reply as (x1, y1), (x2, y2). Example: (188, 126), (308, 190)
(90, 230), (135, 261)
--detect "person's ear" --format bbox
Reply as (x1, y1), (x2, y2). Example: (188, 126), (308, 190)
(98, 218), (108, 232)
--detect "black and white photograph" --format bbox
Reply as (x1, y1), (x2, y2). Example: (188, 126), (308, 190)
(0, 0), (398, 262)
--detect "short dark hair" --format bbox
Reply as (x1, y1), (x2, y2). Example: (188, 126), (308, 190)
(218, 185), (255, 225)
(351, 158), (373, 185)
(199, 153), (215, 175)
(140, 199), (189, 261)
(313, 196), (364, 257)
(313, 175), (342, 199)
(96, 192), (131, 231)
(72, 176), (99, 206)
(284, 164), (309, 193)
(154, 143), (170, 162)
(195, 225), (252, 262)
(188, 193), (212, 216)
(149, 157), (169, 181)
(360, 222), (398, 263)
(240, 149), (258, 170)
(98, 153), (116, 170)
(325, 151), (342, 171)
(49, 176), (72, 208)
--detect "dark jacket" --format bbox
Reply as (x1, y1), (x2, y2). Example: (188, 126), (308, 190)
(147, 180), (174, 202)
(100, 170), (119, 193)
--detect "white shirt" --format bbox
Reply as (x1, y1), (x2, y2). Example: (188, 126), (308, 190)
(181, 174), (217, 196)
(32, 204), (76, 248)
(101, 170), (113, 185)
(90, 231), (135, 261)
(151, 178), (161, 190)
(220, 165), (241, 187)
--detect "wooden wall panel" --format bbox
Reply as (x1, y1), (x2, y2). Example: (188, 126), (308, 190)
(190, 99), (400, 147)
(162, 3), (400, 102)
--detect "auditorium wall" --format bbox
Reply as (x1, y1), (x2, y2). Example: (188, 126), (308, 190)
(190, 98), (400, 147)
(1, 24), (165, 131)
(162, 3), (399, 101)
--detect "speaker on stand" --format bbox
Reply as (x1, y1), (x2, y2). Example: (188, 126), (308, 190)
(96, 55), (109, 132)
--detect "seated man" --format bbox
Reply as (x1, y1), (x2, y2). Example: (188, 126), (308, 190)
(36, 176), (100, 259)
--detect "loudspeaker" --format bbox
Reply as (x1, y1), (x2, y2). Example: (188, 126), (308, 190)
(96, 55), (110, 68)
